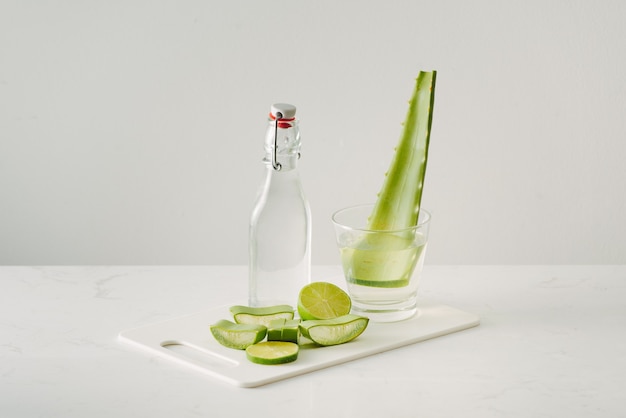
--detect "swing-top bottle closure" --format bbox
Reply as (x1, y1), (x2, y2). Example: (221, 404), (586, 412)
(270, 103), (296, 125)
(266, 103), (301, 171)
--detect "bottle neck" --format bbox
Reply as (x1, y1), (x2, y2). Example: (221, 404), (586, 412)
(263, 117), (301, 172)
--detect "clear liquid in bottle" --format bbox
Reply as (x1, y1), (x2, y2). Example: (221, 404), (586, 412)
(248, 103), (311, 306)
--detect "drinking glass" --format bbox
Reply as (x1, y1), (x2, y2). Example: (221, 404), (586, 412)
(332, 204), (431, 322)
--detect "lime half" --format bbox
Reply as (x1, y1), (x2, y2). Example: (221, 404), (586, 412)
(246, 341), (299, 365)
(297, 282), (351, 320)
(210, 320), (267, 350)
(229, 305), (294, 327)
(299, 314), (369, 346)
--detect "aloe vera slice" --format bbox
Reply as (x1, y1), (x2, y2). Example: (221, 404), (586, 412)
(299, 314), (369, 346)
(229, 304), (294, 327)
(267, 318), (301, 344)
(210, 320), (267, 350)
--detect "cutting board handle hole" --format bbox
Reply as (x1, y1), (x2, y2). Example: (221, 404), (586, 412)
(161, 340), (238, 368)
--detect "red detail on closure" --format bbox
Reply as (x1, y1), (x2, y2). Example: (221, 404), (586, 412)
(269, 112), (294, 128)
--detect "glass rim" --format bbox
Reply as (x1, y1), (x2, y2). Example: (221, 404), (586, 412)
(331, 203), (431, 233)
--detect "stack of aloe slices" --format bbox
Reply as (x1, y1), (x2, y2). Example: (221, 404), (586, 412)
(209, 282), (369, 365)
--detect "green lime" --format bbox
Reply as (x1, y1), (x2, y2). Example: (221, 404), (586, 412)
(297, 282), (351, 320)
(245, 341), (299, 365)
(210, 320), (267, 350)
(229, 304), (294, 327)
(299, 314), (369, 346)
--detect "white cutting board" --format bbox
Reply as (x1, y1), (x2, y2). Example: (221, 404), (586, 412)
(118, 299), (479, 388)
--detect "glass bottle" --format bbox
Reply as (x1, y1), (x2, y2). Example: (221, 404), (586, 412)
(249, 103), (312, 307)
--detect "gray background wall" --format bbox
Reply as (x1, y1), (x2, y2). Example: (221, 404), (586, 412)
(1, 0), (625, 265)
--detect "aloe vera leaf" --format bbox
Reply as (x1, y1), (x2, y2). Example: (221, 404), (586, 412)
(345, 71), (436, 288)
(341, 234), (422, 287)
(368, 71), (436, 230)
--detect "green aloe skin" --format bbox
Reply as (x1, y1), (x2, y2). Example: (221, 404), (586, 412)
(343, 71), (436, 288)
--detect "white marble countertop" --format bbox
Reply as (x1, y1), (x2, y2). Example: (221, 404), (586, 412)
(1, 265), (624, 417)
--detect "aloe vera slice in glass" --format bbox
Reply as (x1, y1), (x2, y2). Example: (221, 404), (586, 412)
(348, 71), (436, 287)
